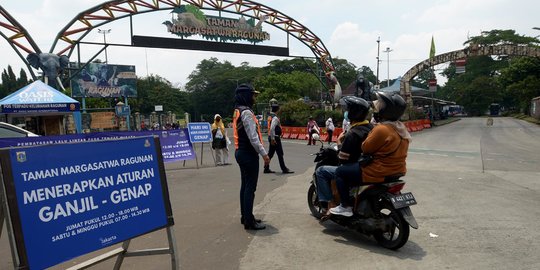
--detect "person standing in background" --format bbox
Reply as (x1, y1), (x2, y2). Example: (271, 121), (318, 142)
(233, 84), (270, 230)
(306, 116), (320, 145)
(212, 114), (229, 166)
(325, 117), (335, 144)
(264, 102), (294, 174)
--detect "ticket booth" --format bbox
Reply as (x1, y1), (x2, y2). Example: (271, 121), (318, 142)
(0, 80), (81, 135)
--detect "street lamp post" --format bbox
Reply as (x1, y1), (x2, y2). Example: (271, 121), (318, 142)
(534, 27), (540, 38)
(228, 77), (246, 87)
(98, 29), (111, 63)
(376, 37), (381, 87)
(383, 47), (393, 87)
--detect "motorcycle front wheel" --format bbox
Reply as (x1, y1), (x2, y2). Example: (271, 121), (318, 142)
(373, 199), (410, 250)
(307, 184), (324, 219)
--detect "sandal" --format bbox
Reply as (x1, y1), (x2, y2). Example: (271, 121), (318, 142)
(319, 209), (332, 223)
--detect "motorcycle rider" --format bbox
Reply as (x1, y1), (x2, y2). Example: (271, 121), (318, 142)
(314, 96), (373, 216)
(330, 92), (411, 216)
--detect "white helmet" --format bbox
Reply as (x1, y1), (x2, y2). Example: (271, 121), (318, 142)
(312, 133), (320, 141)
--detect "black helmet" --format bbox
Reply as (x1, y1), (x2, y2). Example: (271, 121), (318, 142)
(270, 103), (280, 112)
(375, 92), (406, 121)
(339, 96), (370, 122)
(235, 84), (259, 107)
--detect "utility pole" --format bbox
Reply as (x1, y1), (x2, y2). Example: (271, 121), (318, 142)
(376, 37), (381, 88)
(383, 47), (393, 87)
(98, 29), (111, 63)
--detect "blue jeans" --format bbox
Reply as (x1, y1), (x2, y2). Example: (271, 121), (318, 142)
(315, 165), (337, 202)
(235, 149), (260, 224)
(335, 163), (362, 207)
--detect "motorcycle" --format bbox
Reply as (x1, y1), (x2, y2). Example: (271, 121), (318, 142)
(307, 140), (418, 250)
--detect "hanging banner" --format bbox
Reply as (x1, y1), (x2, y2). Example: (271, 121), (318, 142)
(0, 129), (196, 162)
(455, 59), (466, 74)
(70, 63), (137, 98)
(0, 137), (174, 270)
(428, 79), (437, 92)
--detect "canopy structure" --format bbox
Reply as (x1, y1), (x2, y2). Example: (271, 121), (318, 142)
(0, 80), (80, 114)
(379, 77), (430, 96)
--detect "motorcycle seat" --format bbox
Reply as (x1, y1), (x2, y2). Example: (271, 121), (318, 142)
(384, 174), (404, 183)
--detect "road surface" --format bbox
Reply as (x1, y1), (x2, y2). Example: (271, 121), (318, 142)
(1, 117), (539, 270)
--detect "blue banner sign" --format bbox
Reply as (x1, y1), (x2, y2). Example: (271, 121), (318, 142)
(115, 104), (130, 116)
(187, 122), (212, 143)
(0, 137), (174, 270)
(0, 129), (195, 162)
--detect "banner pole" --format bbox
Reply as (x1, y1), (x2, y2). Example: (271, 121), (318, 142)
(200, 143), (204, 165)
(0, 171), (22, 269)
(167, 226), (180, 270)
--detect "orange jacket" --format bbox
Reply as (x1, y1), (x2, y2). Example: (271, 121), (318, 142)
(361, 124), (409, 183)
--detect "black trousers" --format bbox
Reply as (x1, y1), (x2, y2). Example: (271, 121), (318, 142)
(235, 149), (260, 224)
(327, 130), (334, 143)
(267, 136), (287, 171)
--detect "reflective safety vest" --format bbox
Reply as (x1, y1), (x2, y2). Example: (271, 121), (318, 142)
(267, 113), (282, 137)
(233, 106), (263, 151)
(267, 115), (273, 132)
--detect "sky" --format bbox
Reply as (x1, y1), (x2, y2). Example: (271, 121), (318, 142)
(0, 0), (538, 88)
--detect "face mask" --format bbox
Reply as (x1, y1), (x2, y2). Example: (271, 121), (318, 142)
(372, 112), (380, 123)
(343, 111), (349, 121)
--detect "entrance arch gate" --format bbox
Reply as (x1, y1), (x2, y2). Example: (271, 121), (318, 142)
(400, 44), (540, 118)
(48, 0), (340, 97)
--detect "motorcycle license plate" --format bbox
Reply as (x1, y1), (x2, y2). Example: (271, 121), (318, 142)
(389, 192), (417, 209)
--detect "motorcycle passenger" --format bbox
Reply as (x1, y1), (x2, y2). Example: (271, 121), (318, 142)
(362, 92), (411, 182)
(330, 92), (411, 216)
(315, 96), (373, 216)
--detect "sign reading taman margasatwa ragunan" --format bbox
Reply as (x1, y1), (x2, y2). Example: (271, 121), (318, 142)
(163, 5), (270, 43)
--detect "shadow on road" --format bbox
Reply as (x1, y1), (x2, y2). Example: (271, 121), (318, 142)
(320, 222), (427, 261)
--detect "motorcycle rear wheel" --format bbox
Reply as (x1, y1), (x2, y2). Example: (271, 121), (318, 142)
(307, 184), (324, 219)
(373, 199), (410, 250)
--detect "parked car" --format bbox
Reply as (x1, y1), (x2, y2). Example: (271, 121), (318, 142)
(0, 122), (39, 138)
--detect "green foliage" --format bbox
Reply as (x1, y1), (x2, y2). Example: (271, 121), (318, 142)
(278, 100), (343, 127)
(464, 29), (539, 46)
(332, 58), (358, 89)
(265, 58), (317, 74)
(0, 66), (31, 98)
(505, 75), (540, 113)
(440, 30), (539, 115)
(413, 69), (435, 89)
(132, 75), (189, 115)
(498, 57), (540, 111)
(255, 71), (320, 103)
(185, 57), (264, 121)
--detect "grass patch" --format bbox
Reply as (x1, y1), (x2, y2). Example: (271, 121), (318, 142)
(510, 113), (540, 125)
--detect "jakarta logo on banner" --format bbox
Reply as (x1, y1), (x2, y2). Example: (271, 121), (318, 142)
(0, 137), (174, 269)
(187, 122), (212, 143)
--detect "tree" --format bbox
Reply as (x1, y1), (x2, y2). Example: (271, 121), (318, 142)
(498, 57), (540, 112)
(456, 76), (502, 116)
(255, 71), (320, 103)
(0, 66), (30, 98)
(439, 30), (540, 114)
(265, 58), (316, 74)
(185, 58), (263, 121)
(133, 75), (189, 115)
(464, 29), (539, 47)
